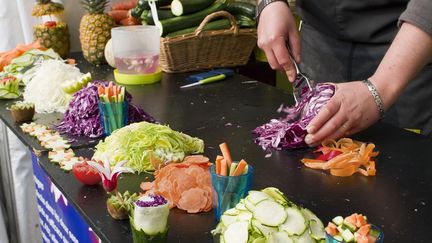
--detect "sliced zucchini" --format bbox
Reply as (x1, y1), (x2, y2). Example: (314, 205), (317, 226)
(268, 231), (294, 243)
(279, 207), (307, 236)
(301, 208), (325, 240)
(221, 214), (238, 227)
(235, 201), (247, 211)
(223, 221), (249, 243)
(244, 197), (256, 212)
(341, 229), (355, 242)
(253, 200), (287, 227)
(238, 211), (253, 222)
(252, 219), (278, 237)
(224, 208), (239, 216)
(262, 187), (291, 206)
(333, 235), (343, 241)
(342, 219), (357, 232)
(292, 230), (315, 243)
(171, 0), (214, 16)
(247, 191), (272, 205)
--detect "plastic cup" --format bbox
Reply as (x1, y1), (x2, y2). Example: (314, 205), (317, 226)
(325, 224), (384, 243)
(98, 100), (128, 136)
(111, 26), (160, 74)
(210, 164), (253, 221)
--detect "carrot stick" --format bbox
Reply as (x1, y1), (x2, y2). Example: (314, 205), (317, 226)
(233, 159), (247, 176)
(215, 159), (222, 175)
(219, 142), (233, 167)
(220, 159), (227, 176)
(98, 86), (104, 96)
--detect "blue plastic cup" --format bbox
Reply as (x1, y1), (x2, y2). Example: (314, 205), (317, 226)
(210, 164), (253, 221)
(325, 224), (384, 243)
(98, 100), (129, 136)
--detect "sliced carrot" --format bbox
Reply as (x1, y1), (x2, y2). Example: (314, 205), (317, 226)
(357, 223), (370, 234)
(220, 159), (227, 176)
(330, 165), (357, 177)
(233, 159), (247, 176)
(215, 159), (222, 175)
(219, 142), (233, 167)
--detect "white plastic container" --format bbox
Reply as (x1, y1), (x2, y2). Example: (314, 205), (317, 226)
(111, 26), (160, 74)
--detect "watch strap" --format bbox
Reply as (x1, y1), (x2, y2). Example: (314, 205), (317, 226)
(256, 0), (288, 21)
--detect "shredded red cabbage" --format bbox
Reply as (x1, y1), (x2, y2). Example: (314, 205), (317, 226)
(253, 83), (335, 150)
(57, 82), (156, 138)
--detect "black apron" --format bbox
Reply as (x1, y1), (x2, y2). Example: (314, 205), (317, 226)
(297, 0), (432, 135)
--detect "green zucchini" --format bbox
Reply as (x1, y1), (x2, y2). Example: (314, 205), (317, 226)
(226, 2), (255, 20)
(157, 0), (226, 36)
(171, 0), (215, 16)
(137, 0), (172, 10)
(165, 19), (231, 37)
(235, 15), (256, 28)
(140, 9), (174, 25)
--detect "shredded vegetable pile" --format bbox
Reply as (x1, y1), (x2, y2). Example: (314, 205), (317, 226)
(56, 82), (156, 138)
(301, 138), (378, 177)
(253, 83), (335, 151)
(93, 122), (204, 173)
(23, 59), (82, 113)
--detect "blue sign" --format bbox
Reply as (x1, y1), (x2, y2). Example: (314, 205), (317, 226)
(32, 153), (100, 243)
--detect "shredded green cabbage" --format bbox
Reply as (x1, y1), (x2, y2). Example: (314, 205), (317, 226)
(93, 122), (204, 173)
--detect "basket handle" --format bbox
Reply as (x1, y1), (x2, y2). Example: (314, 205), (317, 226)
(195, 11), (239, 37)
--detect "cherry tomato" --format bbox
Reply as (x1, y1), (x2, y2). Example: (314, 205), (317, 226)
(72, 160), (101, 185)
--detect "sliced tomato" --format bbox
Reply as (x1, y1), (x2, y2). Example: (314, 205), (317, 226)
(44, 21), (57, 28)
(72, 160), (101, 185)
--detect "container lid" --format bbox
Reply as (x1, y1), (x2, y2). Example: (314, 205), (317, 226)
(114, 68), (162, 85)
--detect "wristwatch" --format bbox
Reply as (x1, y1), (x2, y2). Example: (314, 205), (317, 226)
(255, 0), (288, 21)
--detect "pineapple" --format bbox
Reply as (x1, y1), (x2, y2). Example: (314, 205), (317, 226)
(32, 0), (70, 58)
(80, 0), (115, 65)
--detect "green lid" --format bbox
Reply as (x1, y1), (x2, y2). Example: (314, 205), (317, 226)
(114, 68), (162, 85)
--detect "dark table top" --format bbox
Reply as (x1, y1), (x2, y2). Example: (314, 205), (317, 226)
(1, 54), (431, 243)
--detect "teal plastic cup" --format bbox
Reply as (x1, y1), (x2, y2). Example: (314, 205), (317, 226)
(210, 164), (253, 221)
(98, 100), (128, 135)
(325, 224), (384, 243)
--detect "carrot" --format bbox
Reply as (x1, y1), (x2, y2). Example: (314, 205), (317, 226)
(356, 214), (368, 228)
(330, 165), (357, 177)
(98, 86), (104, 96)
(112, 0), (138, 10)
(215, 159), (222, 175)
(233, 159), (247, 176)
(220, 159), (227, 176)
(325, 222), (338, 236)
(108, 10), (129, 23)
(219, 142), (233, 167)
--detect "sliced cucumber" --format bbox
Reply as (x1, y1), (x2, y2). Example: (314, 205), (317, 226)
(341, 229), (355, 242)
(238, 211), (253, 222)
(221, 214), (238, 227)
(262, 187), (291, 206)
(332, 216), (344, 226)
(292, 230), (315, 243)
(301, 208), (325, 240)
(252, 219), (278, 237)
(247, 191), (272, 205)
(229, 162), (238, 176)
(333, 235), (343, 241)
(268, 231), (294, 243)
(279, 207), (307, 236)
(342, 219), (357, 232)
(223, 221), (249, 243)
(253, 200), (287, 227)
(224, 208), (239, 216)
(235, 201), (247, 211)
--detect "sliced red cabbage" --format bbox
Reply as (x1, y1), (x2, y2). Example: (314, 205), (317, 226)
(253, 83), (335, 150)
(57, 81), (156, 138)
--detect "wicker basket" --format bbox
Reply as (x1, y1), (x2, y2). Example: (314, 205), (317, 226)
(159, 11), (257, 73)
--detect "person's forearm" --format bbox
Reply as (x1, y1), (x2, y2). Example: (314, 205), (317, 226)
(370, 22), (432, 111)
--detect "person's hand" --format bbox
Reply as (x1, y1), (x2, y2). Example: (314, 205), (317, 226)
(257, 2), (300, 82)
(304, 81), (381, 146)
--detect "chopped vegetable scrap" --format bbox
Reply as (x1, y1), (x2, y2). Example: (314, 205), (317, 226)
(56, 81), (156, 138)
(301, 138), (378, 177)
(140, 155), (213, 213)
(253, 83), (335, 151)
(20, 122), (82, 172)
(215, 142), (249, 176)
(0, 41), (44, 71)
(93, 121), (204, 173)
(326, 213), (383, 243)
(212, 187), (326, 243)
